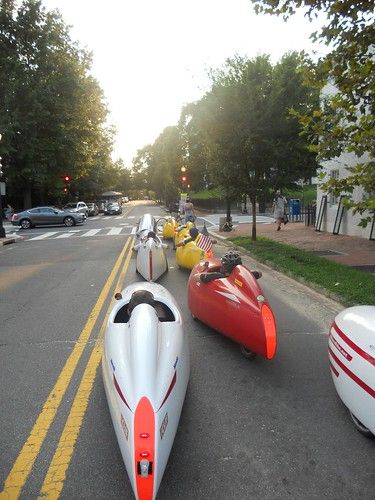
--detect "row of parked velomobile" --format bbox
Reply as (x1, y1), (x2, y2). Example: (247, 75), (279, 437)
(101, 213), (375, 500)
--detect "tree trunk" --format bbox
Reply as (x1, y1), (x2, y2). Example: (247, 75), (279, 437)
(226, 197), (231, 222)
(23, 183), (32, 209)
(251, 197), (257, 241)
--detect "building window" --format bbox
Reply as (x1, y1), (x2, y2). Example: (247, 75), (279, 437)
(330, 169), (339, 205)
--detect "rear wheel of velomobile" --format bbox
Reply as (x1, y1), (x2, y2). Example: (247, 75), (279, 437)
(350, 412), (374, 438)
(156, 217), (168, 234)
(240, 345), (257, 360)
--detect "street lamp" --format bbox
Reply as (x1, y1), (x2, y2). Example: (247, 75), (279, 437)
(0, 133), (6, 238)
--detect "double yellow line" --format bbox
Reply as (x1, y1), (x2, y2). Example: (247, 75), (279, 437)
(1, 235), (134, 500)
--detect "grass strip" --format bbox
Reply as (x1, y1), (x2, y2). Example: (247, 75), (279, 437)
(229, 236), (375, 307)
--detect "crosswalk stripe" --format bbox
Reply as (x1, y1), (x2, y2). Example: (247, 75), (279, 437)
(82, 229), (101, 237)
(107, 227), (122, 235)
(28, 232), (59, 241)
(55, 233), (74, 239)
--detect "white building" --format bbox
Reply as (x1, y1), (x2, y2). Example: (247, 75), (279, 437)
(316, 84), (374, 239)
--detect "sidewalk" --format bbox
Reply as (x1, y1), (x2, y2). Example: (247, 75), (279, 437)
(211, 220), (375, 273)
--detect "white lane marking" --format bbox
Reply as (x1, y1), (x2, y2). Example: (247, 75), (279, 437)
(107, 227), (122, 235)
(28, 232), (59, 241)
(114, 216), (123, 219)
(127, 216), (136, 219)
(55, 233), (74, 239)
(131, 227), (136, 234)
(82, 229), (101, 237)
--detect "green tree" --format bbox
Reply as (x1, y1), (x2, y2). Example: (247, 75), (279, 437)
(181, 53), (319, 239)
(250, 0), (375, 226)
(0, 0), (114, 207)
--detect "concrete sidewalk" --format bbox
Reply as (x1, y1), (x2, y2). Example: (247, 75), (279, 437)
(210, 219), (375, 273)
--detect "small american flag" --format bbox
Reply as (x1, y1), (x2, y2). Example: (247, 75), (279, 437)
(195, 232), (213, 252)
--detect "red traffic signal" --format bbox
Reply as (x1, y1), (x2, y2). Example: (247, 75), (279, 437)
(63, 175), (71, 183)
(181, 175), (187, 182)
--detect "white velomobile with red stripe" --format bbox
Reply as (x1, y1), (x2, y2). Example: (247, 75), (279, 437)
(102, 282), (190, 499)
(134, 213), (157, 246)
(135, 234), (168, 282)
(328, 305), (375, 437)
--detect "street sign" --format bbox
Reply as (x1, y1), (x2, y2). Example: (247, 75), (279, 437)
(0, 182), (6, 195)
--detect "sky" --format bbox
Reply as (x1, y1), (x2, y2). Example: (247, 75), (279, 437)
(42, 0), (326, 166)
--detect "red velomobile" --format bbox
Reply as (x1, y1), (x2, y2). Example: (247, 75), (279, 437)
(187, 256), (277, 360)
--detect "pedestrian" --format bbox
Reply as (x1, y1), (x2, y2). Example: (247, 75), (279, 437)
(272, 190), (288, 231)
(183, 197), (195, 223)
(4, 204), (13, 221)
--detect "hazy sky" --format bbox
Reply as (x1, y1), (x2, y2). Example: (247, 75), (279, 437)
(42, 0), (325, 165)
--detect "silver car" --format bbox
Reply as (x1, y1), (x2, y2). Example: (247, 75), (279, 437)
(11, 206), (86, 229)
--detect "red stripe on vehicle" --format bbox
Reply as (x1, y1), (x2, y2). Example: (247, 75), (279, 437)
(113, 374), (131, 410)
(329, 347), (375, 398)
(329, 360), (339, 377)
(158, 372), (177, 410)
(134, 397), (155, 500)
(331, 321), (375, 366)
(329, 332), (353, 361)
(149, 250), (153, 281)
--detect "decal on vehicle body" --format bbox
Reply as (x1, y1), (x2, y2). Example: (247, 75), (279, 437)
(111, 359), (115, 372)
(234, 278), (243, 287)
(173, 356), (179, 369)
(120, 413), (129, 440)
(160, 412), (168, 440)
(214, 290), (240, 303)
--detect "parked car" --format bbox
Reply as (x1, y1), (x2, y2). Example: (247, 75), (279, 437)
(87, 202), (99, 216)
(103, 202), (122, 215)
(63, 201), (88, 217)
(11, 206), (86, 229)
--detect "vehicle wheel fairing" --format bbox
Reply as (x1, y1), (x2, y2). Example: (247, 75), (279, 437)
(350, 412), (374, 438)
(20, 218), (32, 229)
(328, 306), (375, 437)
(240, 345), (257, 360)
(63, 216), (75, 227)
(187, 259), (277, 360)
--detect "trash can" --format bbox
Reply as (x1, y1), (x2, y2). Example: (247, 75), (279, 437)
(289, 199), (301, 216)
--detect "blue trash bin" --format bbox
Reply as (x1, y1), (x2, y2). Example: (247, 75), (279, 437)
(289, 199), (301, 216)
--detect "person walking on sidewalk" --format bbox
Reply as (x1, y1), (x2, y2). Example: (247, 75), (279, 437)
(272, 190), (288, 231)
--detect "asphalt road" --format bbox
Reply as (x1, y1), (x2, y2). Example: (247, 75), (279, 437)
(0, 201), (373, 500)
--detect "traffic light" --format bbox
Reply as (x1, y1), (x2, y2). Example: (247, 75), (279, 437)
(63, 175), (71, 183)
(181, 175), (187, 183)
(63, 187), (68, 193)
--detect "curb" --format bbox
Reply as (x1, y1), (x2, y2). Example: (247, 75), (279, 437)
(0, 236), (17, 246)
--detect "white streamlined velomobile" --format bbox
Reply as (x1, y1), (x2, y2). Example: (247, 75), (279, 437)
(134, 214), (156, 249)
(135, 233), (168, 282)
(328, 305), (375, 437)
(102, 282), (190, 499)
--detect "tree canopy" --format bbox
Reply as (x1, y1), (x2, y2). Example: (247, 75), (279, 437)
(0, 0), (121, 207)
(250, 0), (375, 226)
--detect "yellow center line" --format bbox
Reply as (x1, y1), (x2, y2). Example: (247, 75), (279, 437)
(0, 237), (132, 500)
(38, 236), (135, 499)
